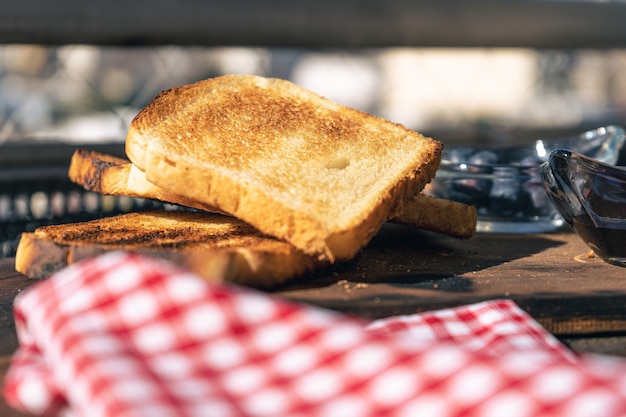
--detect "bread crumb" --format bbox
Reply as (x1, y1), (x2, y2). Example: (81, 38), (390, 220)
(336, 279), (369, 294)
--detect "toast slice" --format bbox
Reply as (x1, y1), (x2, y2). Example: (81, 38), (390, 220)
(69, 148), (475, 239)
(15, 210), (323, 288)
(68, 148), (222, 213)
(125, 75), (443, 261)
(390, 193), (477, 239)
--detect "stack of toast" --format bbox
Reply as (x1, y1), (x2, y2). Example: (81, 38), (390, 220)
(15, 74), (476, 288)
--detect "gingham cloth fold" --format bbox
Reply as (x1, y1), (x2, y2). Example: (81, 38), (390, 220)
(4, 252), (626, 417)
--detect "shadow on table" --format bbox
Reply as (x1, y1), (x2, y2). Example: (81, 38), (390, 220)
(278, 223), (567, 292)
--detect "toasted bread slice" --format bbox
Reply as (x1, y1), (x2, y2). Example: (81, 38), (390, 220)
(69, 148), (475, 239)
(125, 75), (442, 261)
(15, 210), (322, 288)
(390, 193), (477, 239)
(68, 148), (222, 213)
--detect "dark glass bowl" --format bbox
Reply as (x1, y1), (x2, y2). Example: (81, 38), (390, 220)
(540, 150), (626, 267)
(427, 125), (625, 233)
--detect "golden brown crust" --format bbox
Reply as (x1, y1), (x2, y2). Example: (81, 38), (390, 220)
(130, 76), (399, 171)
(14, 210), (322, 288)
(70, 150), (474, 244)
(69, 148), (222, 213)
(126, 74), (443, 262)
(391, 194), (477, 239)
(68, 148), (131, 195)
(15, 232), (67, 280)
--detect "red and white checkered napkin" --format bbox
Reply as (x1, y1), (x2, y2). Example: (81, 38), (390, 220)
(4, 252), (626, 417)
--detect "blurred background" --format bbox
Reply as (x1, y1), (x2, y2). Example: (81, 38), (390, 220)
(3, 0), (626, 145)
(1, 46), (626, 146)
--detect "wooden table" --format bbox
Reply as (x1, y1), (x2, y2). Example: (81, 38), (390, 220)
(1, 226), (625, 416)
(277, 226), (626, 340)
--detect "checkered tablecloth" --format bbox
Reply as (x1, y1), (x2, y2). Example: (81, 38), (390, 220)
(4, 251), (626, 417)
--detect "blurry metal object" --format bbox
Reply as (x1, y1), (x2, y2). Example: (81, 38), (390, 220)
(1, 0), (626, 48)
(0, 142), (166, 257)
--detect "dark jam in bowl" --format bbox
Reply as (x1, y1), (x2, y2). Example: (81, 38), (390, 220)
(571, 215), (626, 267)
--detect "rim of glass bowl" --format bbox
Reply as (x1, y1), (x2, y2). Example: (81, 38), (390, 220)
(438, 124), (625, 177)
